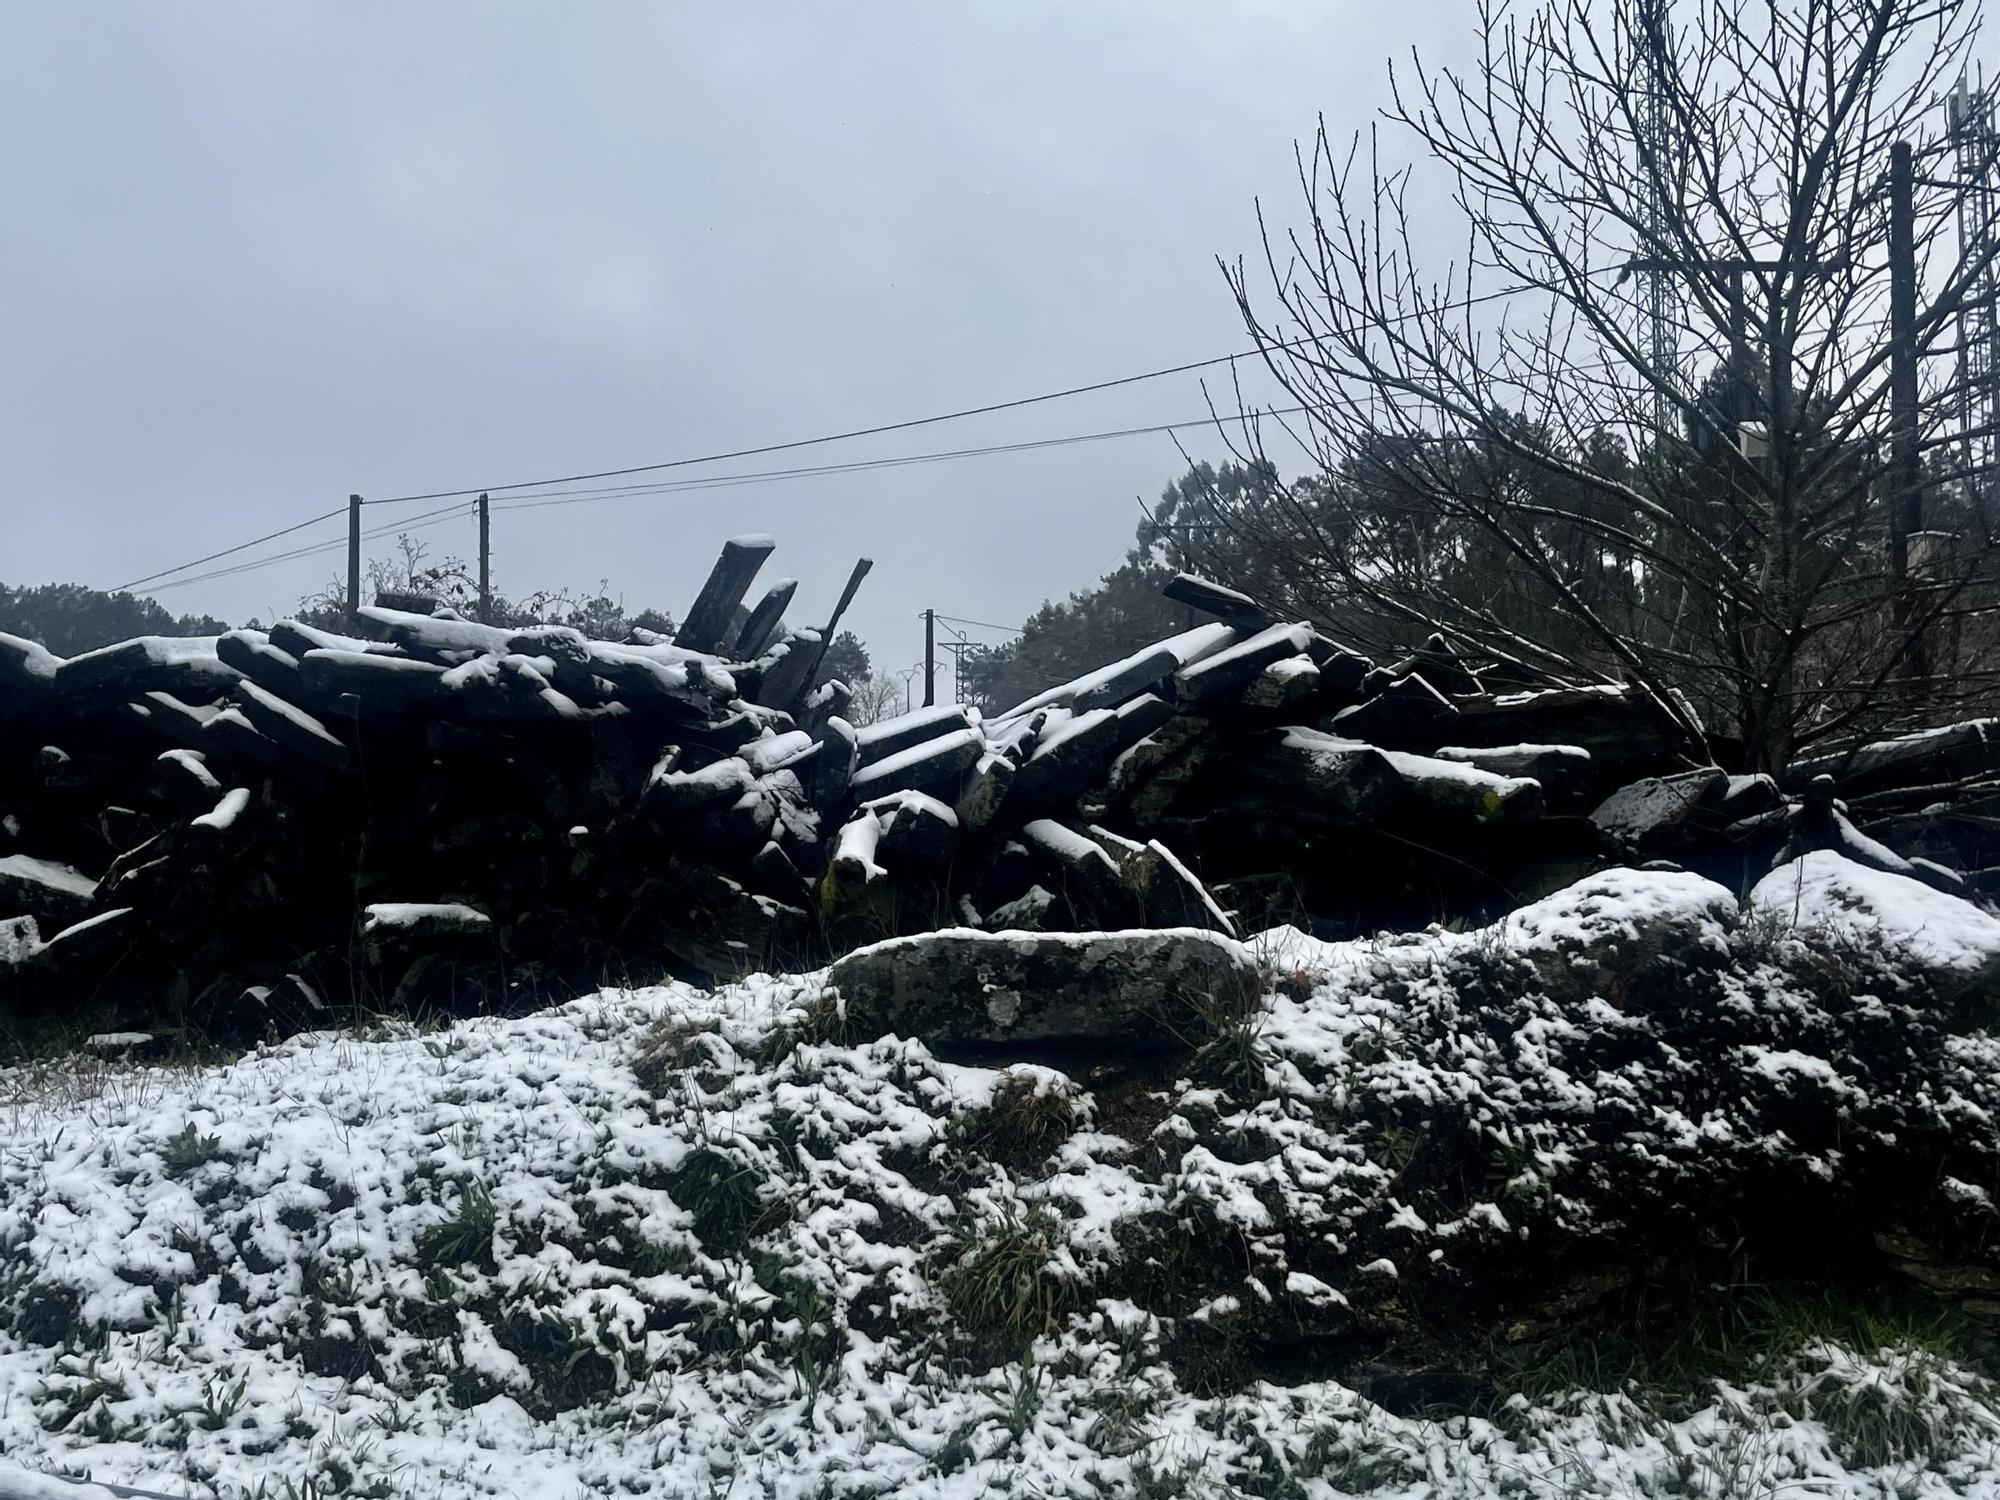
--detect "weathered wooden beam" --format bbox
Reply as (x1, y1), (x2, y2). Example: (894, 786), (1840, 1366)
(1163, 572), (1272, 631)
(736, 578), (799, 658)
(677, 534), (778, 653)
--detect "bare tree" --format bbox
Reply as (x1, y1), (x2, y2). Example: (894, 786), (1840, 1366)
(1198, 0), (2000, 772)
(843, 674), (904, 727)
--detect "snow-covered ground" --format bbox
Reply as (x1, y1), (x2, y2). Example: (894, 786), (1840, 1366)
(4, 860), (2000, 1498)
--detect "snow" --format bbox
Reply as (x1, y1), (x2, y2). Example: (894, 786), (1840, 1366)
(740, 729), (815, 777)
(0, 855), (97, 902)
(155, 749), (219, 793)
(996, 623), (1231, 720)
(1751, 851), (2000, 975)
(189, 787), (250, 832)
(361, 901), (493, 934)
(848, 727), (982, 797)
(0, 631), (62, 682)
(4, 885), (2000, 1496)
(853, 703), (967, 755)
(1172, 621), (1311, 694)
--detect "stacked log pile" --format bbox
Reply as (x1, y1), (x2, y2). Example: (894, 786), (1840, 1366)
(3, 533), (1995, 1042)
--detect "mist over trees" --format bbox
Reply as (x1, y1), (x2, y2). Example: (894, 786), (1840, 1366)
(0, 581), (229, 657)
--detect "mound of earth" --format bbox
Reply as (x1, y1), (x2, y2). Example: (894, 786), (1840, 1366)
(3, 859), (1999, 1498)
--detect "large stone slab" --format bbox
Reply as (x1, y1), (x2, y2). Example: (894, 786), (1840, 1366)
(827, 927), (1262, 1054)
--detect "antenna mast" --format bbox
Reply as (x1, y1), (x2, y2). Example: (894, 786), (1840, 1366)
(1636, 0), (1679, 439)
(1949, 66), (2000, 519)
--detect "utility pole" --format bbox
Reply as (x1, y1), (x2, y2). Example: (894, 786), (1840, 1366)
(347, 494), (363, 620)
(922, 608), (936, 707)
(1889, 138), (1929, 684)
(477, 493), (491, 624)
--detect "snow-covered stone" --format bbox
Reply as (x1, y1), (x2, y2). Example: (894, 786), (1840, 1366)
(828, 926), (1261, 1054)
(1750, 851), (2000, 985)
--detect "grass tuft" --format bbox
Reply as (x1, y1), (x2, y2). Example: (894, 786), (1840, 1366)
(939, 1202), (1082, 1354)
(414, 1179), (498, 1271)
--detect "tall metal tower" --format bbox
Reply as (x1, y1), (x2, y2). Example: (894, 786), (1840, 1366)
(1949, 67), (2000, 519)
(1635, 0), (1679, 438)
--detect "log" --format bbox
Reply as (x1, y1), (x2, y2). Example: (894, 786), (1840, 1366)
(1012, 694), (1175, 813)
(848, 726), (984, 801)
(997, 621), (1232, 720)
(55, 637), (240, 703)
(677, 534), (778, 654)
(736, 579), (798, 658)
(216, 631), (308, 699)
(750, 629), (822, 711)
(856, 704), (974, 766)
(1172, 623), (1313, 703)
(299, 649), (449, 708)
(1162, 572), (1273, 631)
(232, 680), (351, 769)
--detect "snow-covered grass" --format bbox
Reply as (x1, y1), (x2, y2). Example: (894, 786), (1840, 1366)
(4, 868), (2000, 1497)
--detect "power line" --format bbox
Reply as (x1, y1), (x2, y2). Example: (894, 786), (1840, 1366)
(112, 505), (349, 594)
(136, 406), (1323, 596)
(931, 613), (1025, 635)
(362, 285), (1532, 509)
(114, 285), (1545, 594)
(143, 501), (472, 596)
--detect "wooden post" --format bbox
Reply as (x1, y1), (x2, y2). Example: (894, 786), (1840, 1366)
(347, 494), (363, 620)
(923, 608), (936, 707)
(477, 493), (491, 624)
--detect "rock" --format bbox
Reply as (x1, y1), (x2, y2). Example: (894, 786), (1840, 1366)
(1242, 655), (1321, 710)
(1436, 744), (1595, 811)
(1362, 633), (1481, 698)
(1383, 749), (1545, 824)
(625, 857), (810, 980)
(954, 749), (1016, 833)
(1590, 768), (1728, 855)
(866, 790), (960, 867)
(985, 884), (1062, 932)
(231, 681), (350, 770)
(0, 853), (98, 924)
(827, 927), (1263, 1055)
(1492, 866), (1739, 1005)
(1237, 728), (1404, 827)
(0, 631), (60, 703)
(359, 902), (493, 966)
(1439, 684), (1693, 778)
(1748, 851), (2000, 998)
(1787, 718), (2000, 798)
(1329, 673), (1457, 746)
(54, 636), (239, 702)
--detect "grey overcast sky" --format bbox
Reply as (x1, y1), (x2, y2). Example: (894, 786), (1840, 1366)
(1, 3), (1463, 683)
